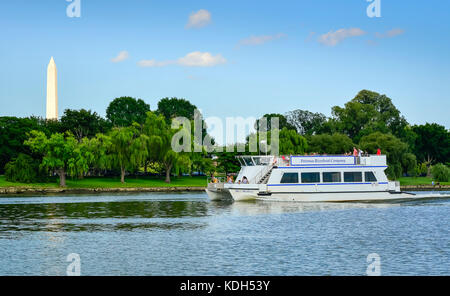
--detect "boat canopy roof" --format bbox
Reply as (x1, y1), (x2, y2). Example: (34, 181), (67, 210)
(236, 155), (387, 167)
(236, 156), (274, 166)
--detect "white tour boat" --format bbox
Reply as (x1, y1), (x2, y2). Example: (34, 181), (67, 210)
(206, 155), (419, 202)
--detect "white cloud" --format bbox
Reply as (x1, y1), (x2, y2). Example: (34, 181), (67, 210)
(186, 9), (212, 29)
(238, 33), (286, 46)
(111, 51), (129, 63)
(137, 59), (174, 67)
(138, 52), (226, 68)
(318, 28), (366, 46)
(376, 28), (405, 38)
(178, 51), (226, 67)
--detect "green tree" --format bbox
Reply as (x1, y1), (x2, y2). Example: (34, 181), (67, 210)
(352, 90), (408, 138)
(255, 113), (295, 131)
(332, 90), (408, 142)
(157, 97), (197, 121)
(4, 154), (40, 183)
(278, 128), (308, 155)
(108, 124), (149, 183)
(0, 117), (41, 173)
(431, 164), (450, 182)
(143, 112), (184, 183)
(106, 96), (150, 127)
(401, 153), (417, 177)
(307, 133), (354, 154)
(285, 109), (328, 135)
(25, 131), (83, 187)
(359, 132), (409, 180)
(412, 123), (450, 165)
(332, 100), (378, 141)
(61, 109), (111, 141)
(215, 151), (241, 175)
(82, 133), (111, 175)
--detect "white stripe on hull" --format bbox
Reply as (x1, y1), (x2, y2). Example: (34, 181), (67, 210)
(229, 190), (416, 202)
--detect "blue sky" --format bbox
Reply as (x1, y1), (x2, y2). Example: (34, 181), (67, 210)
(1, 0), (449, 129)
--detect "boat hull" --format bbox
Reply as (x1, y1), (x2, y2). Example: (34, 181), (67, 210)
(205, 188), (232, 201)
(230, 190), (417, 202)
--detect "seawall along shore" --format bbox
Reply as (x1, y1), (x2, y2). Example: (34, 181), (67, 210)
(0, 186), (206, 195)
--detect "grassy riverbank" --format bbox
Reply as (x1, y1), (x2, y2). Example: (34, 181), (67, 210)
(0, 175), (207, 189)
(399, 176), (450, 186)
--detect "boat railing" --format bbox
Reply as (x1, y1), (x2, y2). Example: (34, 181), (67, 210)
(207, 176), (227, 184)
(250, 164), (274, 184)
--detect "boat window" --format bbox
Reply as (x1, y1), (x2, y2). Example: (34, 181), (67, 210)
(260, 157), (272, 165)
(280, 173), (299, 184)
(301, 172), (320, 183)
(323, 172), (341, 183)
(243, 157), (254, 166)
(252, 157), (261, 165)
(365, 172), (377, 182)
(344, 172), (363, 182)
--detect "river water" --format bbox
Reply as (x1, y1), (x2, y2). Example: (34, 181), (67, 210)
(0, 192), (449, 275)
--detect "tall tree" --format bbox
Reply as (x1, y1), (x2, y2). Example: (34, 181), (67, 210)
(412, 123), (449, 164)
(307, 133), (354, 154)
(106, 96), (150, 127)
(0, 117), (40, 173)
(60, 109), (111, 141)
(255, 113), (295, 131)
(285, 109), (328, 135)
(157, 97), (197, 121)
(143, 112), (182, 183)
(82, 133), (111, 175)
(25, 131), (83, 187)
(108, 124), (149, 183)
(359, 132), (409, 180)
(215, 151), (241, 175)
(331, 90), (408, 142)
(278, 128), (308, 155)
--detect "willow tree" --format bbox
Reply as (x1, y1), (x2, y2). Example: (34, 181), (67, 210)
(143, 112), (188, 183)
(25, 131), (83, 187)
(108, 124), (149, 183)
(79, 133), (111, 176)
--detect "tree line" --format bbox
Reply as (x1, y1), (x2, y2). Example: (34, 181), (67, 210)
(2, 97), (215, 186)
(1, 90), (449, 185)
(218, 90), (450, 181)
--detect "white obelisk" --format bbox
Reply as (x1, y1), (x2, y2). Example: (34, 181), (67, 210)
(46, 57), (58, 120)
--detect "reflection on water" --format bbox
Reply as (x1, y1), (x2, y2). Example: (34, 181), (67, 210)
(227, 200), (401, 216)
(0, 192), (449, 275)
(0, 195), (209, 234)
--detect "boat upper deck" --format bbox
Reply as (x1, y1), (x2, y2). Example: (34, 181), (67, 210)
(236, 155), (387, 168)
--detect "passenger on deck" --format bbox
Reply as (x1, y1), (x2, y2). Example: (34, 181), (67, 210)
(242, 176), (249, 184)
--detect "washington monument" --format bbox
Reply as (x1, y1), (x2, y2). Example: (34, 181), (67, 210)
(46, 57), (58, 120)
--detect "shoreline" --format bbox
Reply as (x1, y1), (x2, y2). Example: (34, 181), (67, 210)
(400, 185), (450, 191)
(0, 186), (206, 195)
(0, 185), (449, 196)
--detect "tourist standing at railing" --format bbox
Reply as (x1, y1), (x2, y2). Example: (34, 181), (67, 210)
(377, 148), (381, 155)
